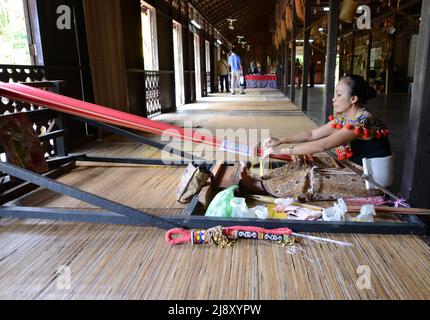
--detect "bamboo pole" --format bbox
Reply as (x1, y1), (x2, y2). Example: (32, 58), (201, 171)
(348, 206), (430, 215)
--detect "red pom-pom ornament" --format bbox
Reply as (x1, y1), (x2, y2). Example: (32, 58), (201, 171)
(363, 128), (369, 138)
(354, 128), (361, 136)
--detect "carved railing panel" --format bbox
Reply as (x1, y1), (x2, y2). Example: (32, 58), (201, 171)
(0, 64), (46, 84)
(144, 71), (161, 118)
(0, 65), (65, 160)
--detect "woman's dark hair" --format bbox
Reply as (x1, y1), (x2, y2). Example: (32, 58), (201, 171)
(341, 74), (377, 104)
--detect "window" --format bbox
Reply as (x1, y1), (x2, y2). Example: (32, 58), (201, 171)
(205, 40), (211, 72)
(141, 1), (159, 71)
(0, 0), (32, 64)
(173, 20), (184, 106)
(194, 33), (201, 98)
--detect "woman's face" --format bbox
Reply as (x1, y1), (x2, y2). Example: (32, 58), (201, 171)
(332, 80), (354, 113)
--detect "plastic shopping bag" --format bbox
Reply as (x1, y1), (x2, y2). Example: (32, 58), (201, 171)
(205, 185), (239, 218)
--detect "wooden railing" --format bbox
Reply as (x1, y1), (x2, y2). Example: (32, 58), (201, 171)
(0, 76), (69, 189)
(144, 71), (162, 118)
(0, 64), (47, 83)
(0, 65), (68, 161)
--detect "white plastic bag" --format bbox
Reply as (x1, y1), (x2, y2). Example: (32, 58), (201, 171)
(250, 205), (269, 220)
(274, 198), (295, 211)
(353, 204), (376, 222)
(322, 198), (347, 221)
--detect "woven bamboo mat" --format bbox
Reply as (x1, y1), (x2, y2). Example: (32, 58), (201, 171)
(0, 88), (429, 299)
(11, 164), (187, 210)
(0, 219), (429, 299)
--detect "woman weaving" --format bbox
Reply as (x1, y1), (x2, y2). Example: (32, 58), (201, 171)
(241, 74), (394, 201)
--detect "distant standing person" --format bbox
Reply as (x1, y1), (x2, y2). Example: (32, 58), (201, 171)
(256, 61), (262, 75)
(217, 54), (229, 93)
(295, 58), (302, 88)
(228, 50), (245, 95)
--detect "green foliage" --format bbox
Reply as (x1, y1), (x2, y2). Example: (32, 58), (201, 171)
(0, 0), (31, 65)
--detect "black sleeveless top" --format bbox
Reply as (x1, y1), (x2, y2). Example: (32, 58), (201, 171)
(350, 137), (392, 165)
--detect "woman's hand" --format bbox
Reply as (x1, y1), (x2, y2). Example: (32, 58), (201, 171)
(263, 146), (282, 159)
(263, 137), (281, 148)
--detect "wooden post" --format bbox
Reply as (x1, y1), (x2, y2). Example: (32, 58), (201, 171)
(350, 33), (355, 74)
(210, 39), (216, 93)
(301, 0), (311, 112)
(200, 35), (206, 97)
(183, 24), (192, 104)
(324, 0), (340, 122)
(386, 12), (397, 94)
(189, 27), (196, 102)
(156, 7), (176, 111)
(284, 41), (289, 96)
(120, 0), (145, 116)
(83, 0), (128, 112)
(401, 0), (430, 209)
(339, 37), (344, 78)
(366, 32), (372, 80)
(290, 0), (296, 102)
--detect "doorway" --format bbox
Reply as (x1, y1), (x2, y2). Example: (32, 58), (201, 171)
(173, 20), (185, 106)
(194, 33), (201, 99)
(141, 1), (158, 71)
(205, 40), (211, 94)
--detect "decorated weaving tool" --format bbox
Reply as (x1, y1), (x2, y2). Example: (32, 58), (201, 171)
(166, 226), (296, 247)
(165, 225), (352, 247)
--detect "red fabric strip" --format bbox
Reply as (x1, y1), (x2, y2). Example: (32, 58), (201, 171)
(0, 83), (222, 147)
(245, 75), (277, 81)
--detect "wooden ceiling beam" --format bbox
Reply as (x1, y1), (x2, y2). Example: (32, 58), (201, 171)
(211, 0), (264, 26)
(216, 0), (267, 28)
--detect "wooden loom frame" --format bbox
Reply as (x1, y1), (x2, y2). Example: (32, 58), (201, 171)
(0, 83), (427, 235)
